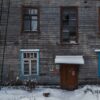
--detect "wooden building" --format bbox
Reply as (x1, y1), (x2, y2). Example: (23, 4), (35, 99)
(0, 0), (100, 89)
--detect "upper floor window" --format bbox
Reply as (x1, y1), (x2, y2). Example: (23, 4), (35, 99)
(61, 7), (78, 44)
(22, 7), (39, 32)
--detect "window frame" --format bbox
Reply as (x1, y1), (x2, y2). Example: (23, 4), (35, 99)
(21, 6), (40, 33)
(60, 6), (79, 45)
(20, 49), (40, 76)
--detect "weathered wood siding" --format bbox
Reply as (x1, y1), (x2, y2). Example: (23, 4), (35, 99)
(0, 0), (100, 84)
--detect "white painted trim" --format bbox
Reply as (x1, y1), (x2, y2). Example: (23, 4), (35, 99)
(95, 49), (100, 52)
(20, 49), (40, 52)
(55, 55), (84, 64)
(21, 52), (24, 76)
(20, 49), (40, 76)
(37, 51), (40, 75)
(29, 60), (31, 75)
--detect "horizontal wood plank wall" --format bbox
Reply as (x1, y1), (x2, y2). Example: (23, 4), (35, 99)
(0, 0), (99, 84)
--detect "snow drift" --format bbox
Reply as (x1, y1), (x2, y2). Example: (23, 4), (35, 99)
(0, 85), (100, 100)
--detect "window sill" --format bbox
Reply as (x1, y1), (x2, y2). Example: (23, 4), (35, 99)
(57, 41), (79, 45)
(23, 74), (39, 77)
(20, 31), (40, 39)
(56, 43), (79, 47)
(21, 31), (39, 33)
(61, 43), (79, 45)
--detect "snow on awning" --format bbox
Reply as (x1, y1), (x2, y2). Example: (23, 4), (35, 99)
(55, 55), (84, 64)
(95, 49), (100, 52)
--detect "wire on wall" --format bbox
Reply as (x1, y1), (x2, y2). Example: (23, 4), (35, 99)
(1, 0), (10, 84)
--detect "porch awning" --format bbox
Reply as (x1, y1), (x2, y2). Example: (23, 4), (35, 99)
(95, 49), (100, 52)
(55, 56), (84, 64)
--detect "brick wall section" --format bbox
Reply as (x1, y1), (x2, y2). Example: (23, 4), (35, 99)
(0, 0), (100, 84)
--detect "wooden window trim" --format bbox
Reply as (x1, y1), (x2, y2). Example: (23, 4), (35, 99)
(21, 6), (40, 33)
(60, 6), (79, 45)
(20, 49), (40, 76)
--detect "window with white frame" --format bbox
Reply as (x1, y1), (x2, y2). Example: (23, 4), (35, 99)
(20, 49), (39, 76)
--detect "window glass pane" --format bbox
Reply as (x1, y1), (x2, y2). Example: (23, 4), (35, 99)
(62, 32), (70, 41)
(32, 16), (37, 20)
(63, 15), (70, 25)
(23, 8), (38, 32)
(24, 16), (30, 20)
(24, 60), (29, 75)
(27, 53), (30, 58)
(24, 53), (27, 58)
(34, 53), (37, 58)
(62, 8), (77, 43)
(24, 20), (31, 31)
(24, 8), (38, 15)
(69, 26), (76, 33)
(30, 53), (34, 58)
(31, 20), (37, 31)
(69, 20), (77, 26)
(31, 60), (37, 74)
(70, 13), (77, 20)
(63, 14), (77, 26)
(30, 9), (38, 14)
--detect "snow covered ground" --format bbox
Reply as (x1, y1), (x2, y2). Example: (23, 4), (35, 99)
(0, 85), (100, 100)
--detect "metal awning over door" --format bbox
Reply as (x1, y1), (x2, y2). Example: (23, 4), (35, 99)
(55, 56), (84, 64)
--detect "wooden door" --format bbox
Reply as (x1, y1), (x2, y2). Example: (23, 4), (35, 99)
(60, 64), (78, 90)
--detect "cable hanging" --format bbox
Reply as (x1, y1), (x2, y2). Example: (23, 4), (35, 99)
(0, 0), (3, 45)
(1, 0), (10, 85)
(0, 0), (3, 85)
(0, 0), (3, 24)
